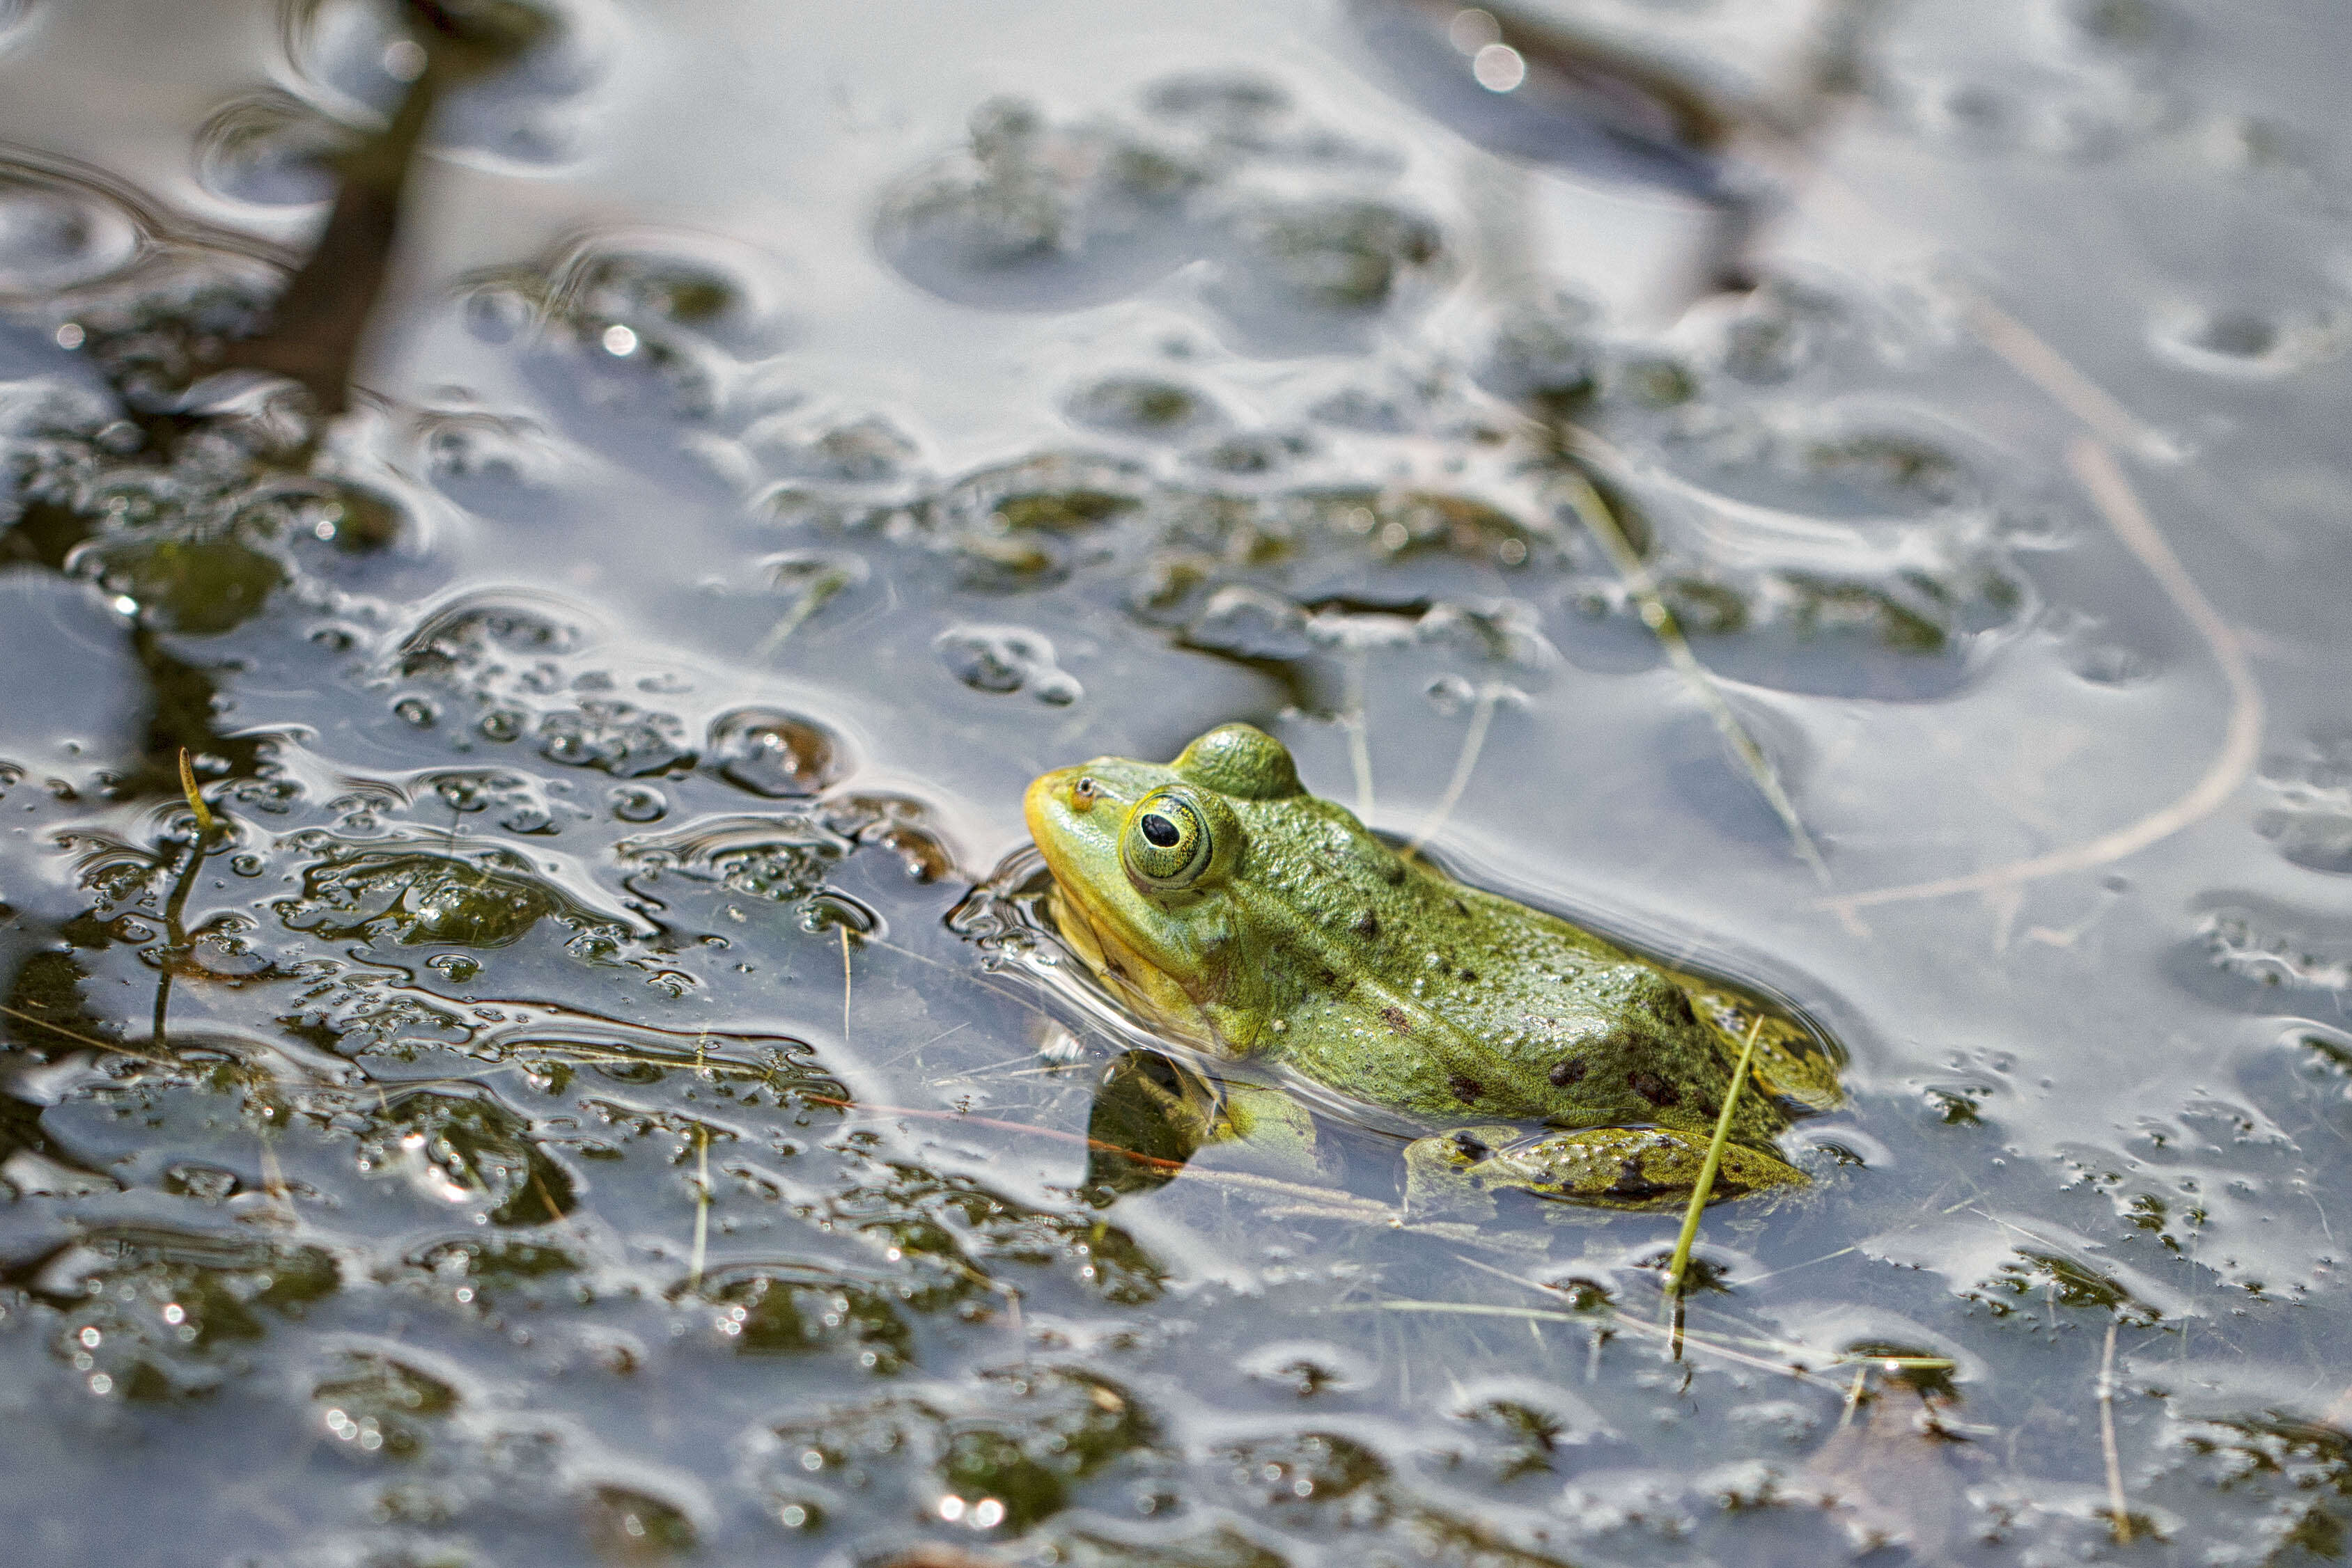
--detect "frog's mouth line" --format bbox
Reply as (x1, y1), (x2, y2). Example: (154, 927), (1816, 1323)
(1038, 869), (1210, 1040)
(1024, 768), (1222, 1052)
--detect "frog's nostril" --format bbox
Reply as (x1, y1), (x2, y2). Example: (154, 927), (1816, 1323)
(1072, 776), (1101, 810)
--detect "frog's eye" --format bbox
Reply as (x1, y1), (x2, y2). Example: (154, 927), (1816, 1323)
(1121, 789), (1213, 890)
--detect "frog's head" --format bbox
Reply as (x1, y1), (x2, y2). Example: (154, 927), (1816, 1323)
(1024, 723), (1303, 1052)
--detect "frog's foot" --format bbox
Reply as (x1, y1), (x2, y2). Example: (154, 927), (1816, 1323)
(1669, 973), (1844, 1113)
(1405, 1124), (1806, 1214)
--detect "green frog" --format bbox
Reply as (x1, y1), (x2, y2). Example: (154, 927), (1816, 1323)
(1025, 723), (1839, 1209)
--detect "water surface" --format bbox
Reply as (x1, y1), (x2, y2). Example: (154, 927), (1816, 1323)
(2, 1), (2350, 1564)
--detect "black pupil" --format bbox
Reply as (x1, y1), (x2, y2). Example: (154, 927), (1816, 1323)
(1139, 813), (1181, 848)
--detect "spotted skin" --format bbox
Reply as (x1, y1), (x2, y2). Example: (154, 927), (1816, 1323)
(1025, 724), (1839, 1208)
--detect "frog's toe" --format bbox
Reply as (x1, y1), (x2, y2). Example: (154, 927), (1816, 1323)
(1428, 1126), (1806, 1212)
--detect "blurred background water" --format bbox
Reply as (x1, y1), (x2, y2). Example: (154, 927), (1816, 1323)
(0, 1), (2349, 1564)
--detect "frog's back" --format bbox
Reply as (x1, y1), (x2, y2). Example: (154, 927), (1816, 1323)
(1227, 801), (1763, 1138)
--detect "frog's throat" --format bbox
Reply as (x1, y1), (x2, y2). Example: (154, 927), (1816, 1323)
(1046, 882), (1225, 1053)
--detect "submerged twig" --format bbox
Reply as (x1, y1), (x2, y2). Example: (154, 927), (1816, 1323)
(1550, 458), (1831, 884)
(1953, 283), (2176, 462)
(1818, 437), (2264, 916)
(1341, 1297), (1951, 1394)
(0, 1002), (176, 1067)
(216, 2), (546, 414)
(1662, 1013), (1766, 1349)
(794, 1088), (1397, 1216)
(2099, 1319), (2133, 1544)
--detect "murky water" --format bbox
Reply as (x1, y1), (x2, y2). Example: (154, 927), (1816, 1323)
(1, 0), (2349, 1563)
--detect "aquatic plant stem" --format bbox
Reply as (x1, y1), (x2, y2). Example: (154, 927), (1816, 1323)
(1408, 682), (1500, 855)
(1345, 650), (1376, 822)
(2099, 1319), (2133, 1544)
(1552, 461), (1831, 885)
(750, 566), (853, 659)
(150, 948), (175, 1053)
(688, 1126), (711, 1295)
(178, 748), (216, 836)
(839, 925), (853, 1043)
(153, 755), (224, 1051)
(1662, 1014), (1766, 1340)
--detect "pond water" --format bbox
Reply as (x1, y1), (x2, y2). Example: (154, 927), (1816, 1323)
(1, 0), (2349, 1563)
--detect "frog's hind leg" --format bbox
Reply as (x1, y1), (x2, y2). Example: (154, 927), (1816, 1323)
(1405, 1124), (1805, 1214)
(1667, 971), (1844, 1113)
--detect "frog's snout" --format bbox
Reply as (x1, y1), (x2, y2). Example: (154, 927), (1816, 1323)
(1025, 768), (1064, 822)
(1022, 769), (1062, 845)
(1023, 767), (1093, 869)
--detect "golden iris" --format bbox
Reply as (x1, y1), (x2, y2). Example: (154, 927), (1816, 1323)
(1121, 789), (1212, 888)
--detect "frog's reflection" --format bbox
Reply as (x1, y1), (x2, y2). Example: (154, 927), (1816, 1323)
(1080, 1046), (1348, 1207)
(1082, 1049), (1214, 1203)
